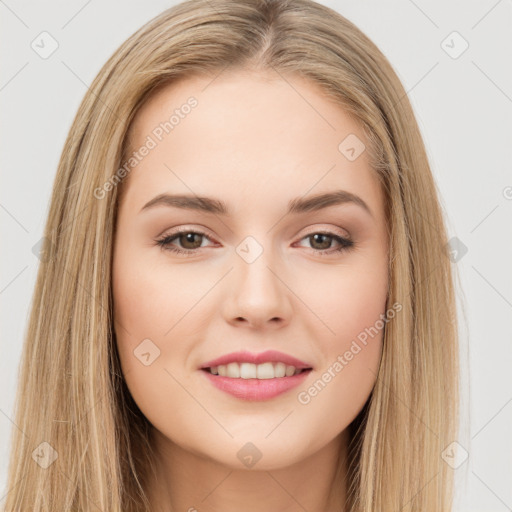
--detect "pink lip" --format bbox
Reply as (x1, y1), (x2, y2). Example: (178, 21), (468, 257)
(201, 369), (312, 401)
(200, 350), (313, 370)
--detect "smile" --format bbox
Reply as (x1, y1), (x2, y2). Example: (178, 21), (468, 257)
(200, 354), (313, 400)
(205, 361), (309, 379)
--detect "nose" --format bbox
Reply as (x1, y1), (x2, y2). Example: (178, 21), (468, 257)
(222, 246), (293, 330)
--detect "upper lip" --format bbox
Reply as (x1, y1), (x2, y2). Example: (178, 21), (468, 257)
(200, 350), (313, 370)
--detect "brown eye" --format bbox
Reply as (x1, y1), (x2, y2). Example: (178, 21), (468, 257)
(308, 233), (333, 250)
(296, 231), (354, 256)
(176, 232), (204, 250)
(155, 229), (214, 255)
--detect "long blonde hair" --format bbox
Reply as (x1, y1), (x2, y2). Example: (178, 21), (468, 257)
(3, 0), (459, 510)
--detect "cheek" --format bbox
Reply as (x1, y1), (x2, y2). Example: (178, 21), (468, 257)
(111, 247), (212, 403)
(299, 251), (388, 354)
(112, 253), (190, 432)
(111, 249), (176, 379)
(292, 255), (388, 430)
(331, 270), (388, 348)
(112, 248), (200, 340)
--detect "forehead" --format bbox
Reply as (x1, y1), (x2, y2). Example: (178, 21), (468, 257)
(128, 68), (364, 153)
(120, 69), (381, 215)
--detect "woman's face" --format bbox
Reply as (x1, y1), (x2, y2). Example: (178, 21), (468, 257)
(112, 69), (389, 470)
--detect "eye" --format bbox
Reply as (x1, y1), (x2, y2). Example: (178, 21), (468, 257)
(155, 228), (215, 256)
(294, 231), (354, 255)
(155, 228), (354, 257)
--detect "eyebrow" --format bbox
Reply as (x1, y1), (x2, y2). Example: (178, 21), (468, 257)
(140, 190), (373, 218)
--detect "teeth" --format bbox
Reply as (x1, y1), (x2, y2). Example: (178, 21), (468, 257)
(285, 365), (295, 377)
(208, 362), (305, 379)
(256, 362), (274, 379)
(240, 362), (257, 379)
(226, 362), (240, 378)
(274, 362), (286, 378)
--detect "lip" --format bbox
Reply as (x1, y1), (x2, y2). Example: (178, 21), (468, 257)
(200, 350), (313, 370)
(201, 369), (312, 401)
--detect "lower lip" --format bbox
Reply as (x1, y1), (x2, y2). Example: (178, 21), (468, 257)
(201, 369), (312, 401)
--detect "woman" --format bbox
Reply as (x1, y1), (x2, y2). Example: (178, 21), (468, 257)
(3, 0), (459, 510)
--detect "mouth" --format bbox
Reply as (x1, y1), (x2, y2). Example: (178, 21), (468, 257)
(199, 350), (313, 400)
(199, 356), (313, 401)
(202, 362), (312, 379)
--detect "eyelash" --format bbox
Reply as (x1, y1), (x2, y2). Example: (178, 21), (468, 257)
(155, 227), (354, 257)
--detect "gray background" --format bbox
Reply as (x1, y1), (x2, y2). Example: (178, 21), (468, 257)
(1, 0), (511, 510)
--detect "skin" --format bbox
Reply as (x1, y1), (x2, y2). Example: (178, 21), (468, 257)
(112, 68), (389, 512)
